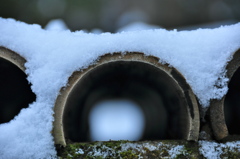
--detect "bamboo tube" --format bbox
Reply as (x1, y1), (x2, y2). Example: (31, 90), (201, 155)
(0, 47), (36, 124)
(53, 52), (200, 147)
(210, 49), (240, 140)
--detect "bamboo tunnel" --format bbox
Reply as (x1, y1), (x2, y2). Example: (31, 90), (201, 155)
(0, 47), (36, 124)
(53, 52), (200, 147)
(210, 49), (240, 140)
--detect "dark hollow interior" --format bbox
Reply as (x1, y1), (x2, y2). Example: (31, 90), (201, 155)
(224, 67), (240, 135)
(0, 58), (36, 124)
(63, 61), (190, 142)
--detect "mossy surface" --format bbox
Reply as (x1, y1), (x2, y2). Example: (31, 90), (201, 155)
(211, 145), (240, 159)
(58, 140), (197, 159)
(58, 140), (137, 159)
(57, 140), (240, 159)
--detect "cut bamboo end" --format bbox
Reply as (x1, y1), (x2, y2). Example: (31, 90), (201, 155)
(210, 49), (240, 140)
(53, 52), (200, 147)
(0, 47), (36, 124)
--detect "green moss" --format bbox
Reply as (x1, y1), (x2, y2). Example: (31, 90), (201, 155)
(58, 140), (240, 159)
(60, 143), (84, 158)
(176, 141), (202, 159)
(220, 147), (240, 159)
(58, 140), (200, 158)
(160, 149), (170, 157)
(59, 140), (135, 159)
(119, 150), (138, 159)
(103, 140), (127, 150)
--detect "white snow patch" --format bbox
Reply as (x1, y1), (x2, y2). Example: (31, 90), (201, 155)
(168, 145), (185, 158)
(120, 142), (185, 158)
(0, 17), (239, 158)
(144, 143), (157, 151)
(199, 140), (240, 159)
(76, 149), (84, 155)
(87, 144), (114, 158)
(121, 143), (142, 152)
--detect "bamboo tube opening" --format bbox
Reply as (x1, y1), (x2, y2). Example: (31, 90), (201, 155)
(53, 52), (199, 146)
(224, 66), (240, 135)
(0, 47), (36, 124)
(210, 49), (240, 140)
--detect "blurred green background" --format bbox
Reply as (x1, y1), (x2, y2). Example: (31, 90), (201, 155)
(0, 0), (239, 32)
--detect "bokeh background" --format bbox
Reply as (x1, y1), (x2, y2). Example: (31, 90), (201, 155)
(0, 0), (240, 32)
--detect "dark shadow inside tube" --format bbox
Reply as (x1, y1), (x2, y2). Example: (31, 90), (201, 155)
(224, 67), (240, 135)
(0, 58), (36, 124)
(63, 61), (189, 142)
